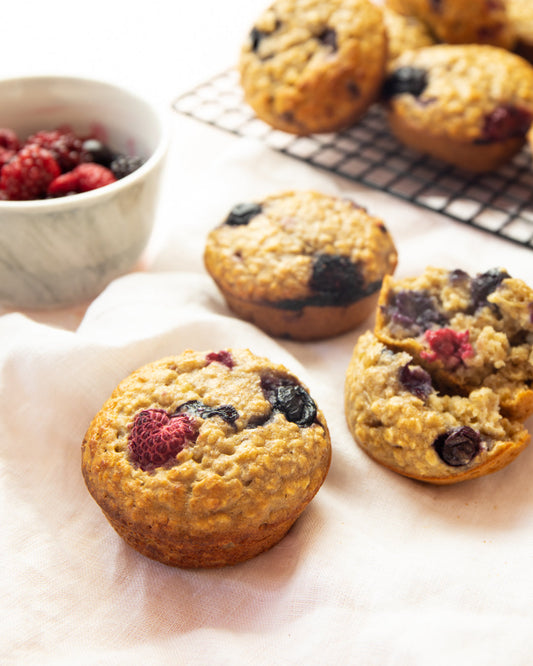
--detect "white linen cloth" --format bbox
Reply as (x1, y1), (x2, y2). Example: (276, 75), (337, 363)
(2, 132), (533, 666)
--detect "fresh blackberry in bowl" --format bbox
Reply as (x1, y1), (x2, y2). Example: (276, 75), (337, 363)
(110, 154), (144, 179)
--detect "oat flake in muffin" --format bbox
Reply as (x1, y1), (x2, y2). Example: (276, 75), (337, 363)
(82, 348), (331, 567)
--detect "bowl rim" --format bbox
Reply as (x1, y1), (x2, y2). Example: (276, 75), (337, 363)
(0, 74), (169, 209)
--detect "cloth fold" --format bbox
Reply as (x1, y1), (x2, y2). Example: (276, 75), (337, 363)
(2, 138), (533, 665)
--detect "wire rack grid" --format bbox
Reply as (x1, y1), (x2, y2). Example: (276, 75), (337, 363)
(173, 69), (533, 250)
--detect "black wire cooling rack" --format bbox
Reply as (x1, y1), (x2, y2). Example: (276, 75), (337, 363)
(173, 69), (533, 250)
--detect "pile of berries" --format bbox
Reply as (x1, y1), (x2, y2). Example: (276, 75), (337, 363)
(0, 126), (144, 201)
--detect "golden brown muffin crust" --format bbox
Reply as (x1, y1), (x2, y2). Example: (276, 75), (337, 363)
(82, 348), (331, 567)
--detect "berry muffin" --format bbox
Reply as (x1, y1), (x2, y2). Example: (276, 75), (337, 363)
(82, 348), (331, 568)
(344, 331), (530, 484)
(508, 0), (533, 63)
(374, 266), (533, 421)
(384, 0), (515, 49)
(381, 6), (435, 63)
(204, 190), (398, 341)
(238, 0), (387, 135)
(382, 44), (533, 172)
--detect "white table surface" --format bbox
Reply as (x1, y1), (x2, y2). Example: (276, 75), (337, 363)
(2, 2), (533, 665)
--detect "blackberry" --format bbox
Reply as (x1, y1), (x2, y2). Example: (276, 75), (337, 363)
(110, 154), (144, 179)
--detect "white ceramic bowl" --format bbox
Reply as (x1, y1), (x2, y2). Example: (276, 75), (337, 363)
(0, 75), (168, 309)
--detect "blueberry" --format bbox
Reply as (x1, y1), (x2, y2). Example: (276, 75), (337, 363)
(224, 202), (262, 226)
(249, 21), (280, 52)
(82, 138), (116, 167)
(449, 268), (469, 285)
(175, 400), (239, 425)
(318, 27), (337, 51)
(310, 254), (365, 306)
(399, 363), (433, 399)
(260, 372), (317, 428)
(274, 385), (317, 427)
(382, 66), (428, 100)
(469, 268), (509, 313)
(385, 289), (447, 334)
(433, 426), (481, 466)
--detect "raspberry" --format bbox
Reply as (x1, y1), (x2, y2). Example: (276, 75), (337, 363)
(481, 106), (532, 142)
(0, 147), (15, 169)
(205, 350), (235, 369)
(0, 128), (20, 151)
(48, 162), (116, 197)
(25, 127), (83, 172)
(421, 328), (474, 370)
(128, 409), (199, 471)
(0, 144), (60, 200)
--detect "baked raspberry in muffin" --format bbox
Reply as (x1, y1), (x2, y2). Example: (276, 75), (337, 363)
(204, 190), (398, 341)
(82, 348), (331, 567)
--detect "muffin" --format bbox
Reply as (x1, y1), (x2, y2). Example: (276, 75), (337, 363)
(238, 0), (387, 134)
(508, 0), (533, 63)
(374, 266), (533, 421)
(382, 44), (533, 172)
(384, 0), (515, 49)
(381, 6), (435, 63)
(204, 190), (398, 341)
(344, 331), (530, 484)
(82, 348), (332, 567)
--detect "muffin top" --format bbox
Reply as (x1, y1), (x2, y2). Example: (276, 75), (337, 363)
(383, 44), (533, 143)
(82, 348), (331, 538)
(238, 0), (387, 133)
(384, 0), (515, 49)
(204, 190), (398, 308)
